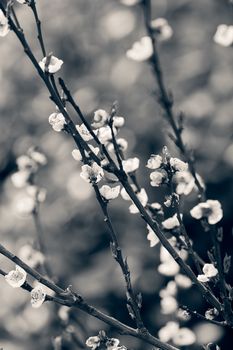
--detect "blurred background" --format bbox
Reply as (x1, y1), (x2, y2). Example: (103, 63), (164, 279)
(0, 0), (233, 349)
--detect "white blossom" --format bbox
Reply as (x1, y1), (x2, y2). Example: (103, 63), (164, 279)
(150, 169), (167, 187)
(160, 296), (178, 314)
(96, 125), (116, 144)
(76, 123), (93, 141)
(26, 185), (47, 203)
(92, 109), (109, 128)
(175, 274), (192, 289)
(162, 214), (180, 230)
(214, 24), (233, 47)
(0, 10), (9, 37)
(120, 0), (141, 5)
(170, 157), (188, 172)
(108, 138), (128, 152)
(190, 200), (223, 225)
(80, 162), (104, 183)
(48, 112), (66, 132)
(28, 149), (47, 166)
(106, 338), (120, 350)
(173, 328), (196, 346)
(129, 188), (148, 213)
(39, 55), (63, 73)
(146, 154), (162, 169)
(151, 18), (173, 41)
(158, 321), (179, 342)
(72, 145), (99, 161)
(147, 225), (159, 247)
(158, 261), (180, 276)
(16, 0), (27, 3)
(122, 157), (139, 173)
(18, 244), (45, 268)
(5, 265), (27, 288)
(120, 184), (137, 201)
(16, 155), (37, 172)
(126, 36), (153, 62)
(99, 185), (120, 200)
(15, 195), (36, 215)
(174, 171), (195, 195)
(86, 336), (100, 349)
(31, 285), (46, 308)
(197, 263), (218, 282)
(159, 281), (177, 298)
(11, 170), (30, 188)
(112, 116), (125, 128)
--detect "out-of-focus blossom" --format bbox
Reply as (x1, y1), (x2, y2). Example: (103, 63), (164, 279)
(160, 296), (178, 314)
(146, 154), (162, 169)
(190, 200), (223, 225)
(28, 149), (47, 166)
(158, 321), (179, 342)
(86, 336), (100, 349)
(18, 244), (45, 268)
(11, 170), (30, 188)
(96, 125), (116, 144)
(76, 123), (93, 141)
(16, 155), (37, 172)
(80, 163), (104, 183)
(147, 225), (159, 247)
(16, 0), (27, 3)
(92, 109), (109, 128)
(170, 157), (188, 172)
(162, 214), (180, 230)
(0, 10), (9, 37)
(151, 18), (173, 41)
(15, 195), (36, 215)
(108, 138), (128, 152)
(129, 188), (148, 213)
(120, 184), (137, 201)
(175, 274), (192, 289)
(173, 328), (196, 346)
(150, 202), (162, 211)
(214, 24), (233, 47)
(120, 0), (141, 5)
(122, 157), (139, 173)
(72, 145), (99, 161)
(174, 171), (195, 195)
(26, 185), (47, 203)
(5, 265), (27, 288)
(31, 285), (46, 308)
(159, 281), (177, 298)
(112, 116), (125, 128)
(126, 36), (153, 62)
(48, 112), (66, 132)
(158, 260), (180, 276)
(150, 169), (167, 186)
(99, 185), (120, 200)
(197, 263), (218, 282)
(39, 55), (63, 73)
(58, 306), (70, 322)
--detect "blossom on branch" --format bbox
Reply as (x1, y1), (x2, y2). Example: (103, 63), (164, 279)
(99, 185), (120, 200)
(162, 214), (180, 230)
(92, 109), (109, 128)
(80, 163), (104, 183)
(214, 24), (233, 47)
(5, 265), (27, 288)
(151, 18), (173, 41)
(150, 169), (167, 186)
(86, 336), (101, 349)
(146, 154), (162, 169)
(170, 157), (188, 172)
(122, 157), (139, 173)
(126, 36), (153, 62)
(76, 123), (93, 141)
(39, 55), (63, 73)
(31, 285), (46, 308)
(190, 200), (223, 225)
(197, 263), (218, 283)
(147, 225), (159, 247)
(48, 112), (66, 132)
(0, 10), (9, 37)
(129, 188), (148, 213)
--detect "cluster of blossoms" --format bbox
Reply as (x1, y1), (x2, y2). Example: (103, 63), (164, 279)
(86, 333), (126, 350)
(11, 148), (47, 215)
(4, 265), (46, 308)
(158, 321), (196, 346)
(126, 19), (172, 62)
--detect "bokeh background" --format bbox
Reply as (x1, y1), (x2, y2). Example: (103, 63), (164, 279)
(0, 0), (233, 349)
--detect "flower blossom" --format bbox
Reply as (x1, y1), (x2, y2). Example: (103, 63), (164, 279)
(92, 109), (109, 128)
(80, 162), (104, 183)
(158, 321), (179, 342)
(190, 200), (223, 225)
(175, 274), (192, 289)
(197, 263), (218, 283)
(99, 185), (120, 200)
(122, 157), (139, 173)
(112, 116), (125, 128)
(95, 125), (117, 144)
(159, 281), (177, 298)
(146, 154), (162, 169)
(31, 285), (46, 308)
(170, 157), (188, 172)
(106, 338), (120, 350)
(120, 184), (137, 201)
(15, 195), (36, 215)
(147, 225), (159, 247)
(158, 322), (196, 346)
(160, 295), (178, 314)
(86, 336), (101, 349)
(11, 170), (31, 188)
(214, 24), (233, 47)
(120, 0), (141, 6)
(76, 123), (93, 141)
(72, 145), (99, 162)
(151, 18), (173, 41)
(108, 138), (128, 152)
(48, 112), (66, 132)
(129, 188), (148, 214)
(5, 265), (27, 288)
(174, 171), (195, 195)
(126, 36), (153, 62)
(150, 169), (167, 186)
(39, 55), (63, 73)
(162, 214), (180, 230)
(0, 10), (9, 37)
